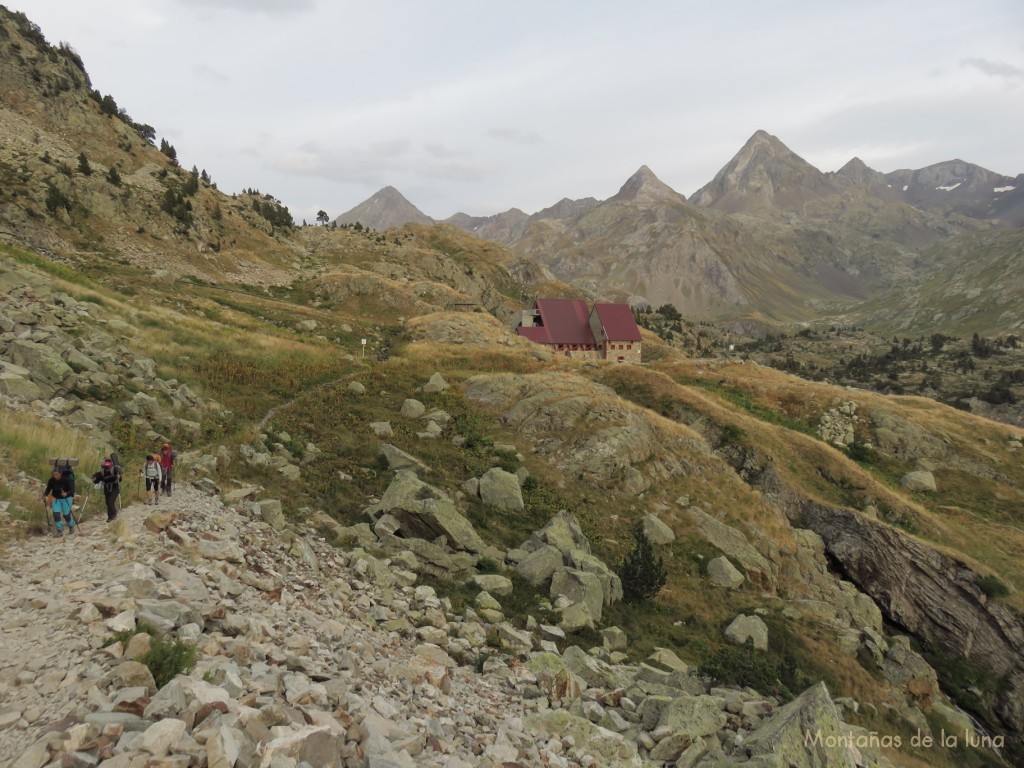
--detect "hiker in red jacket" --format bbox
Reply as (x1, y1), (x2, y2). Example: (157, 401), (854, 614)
(159, 442), (176, 497)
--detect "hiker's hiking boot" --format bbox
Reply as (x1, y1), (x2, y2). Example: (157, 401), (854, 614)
(54, 528), (63, 538)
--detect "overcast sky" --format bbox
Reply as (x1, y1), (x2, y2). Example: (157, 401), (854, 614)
(8, 0), (1024, 222)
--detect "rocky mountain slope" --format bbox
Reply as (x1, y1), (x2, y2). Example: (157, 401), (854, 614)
(1, 485), (908, 768)
(3, 6), (1024, 767)
(333, 186), (435, 231)
(436, 131), (1020, 336)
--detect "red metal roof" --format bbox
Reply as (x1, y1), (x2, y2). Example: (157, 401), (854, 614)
(535, 299), (597, 344)
(516, 325), (550, 343)
(593, 303), (642, 341)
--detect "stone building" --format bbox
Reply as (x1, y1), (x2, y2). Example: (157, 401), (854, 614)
(516, 298), (642, 362)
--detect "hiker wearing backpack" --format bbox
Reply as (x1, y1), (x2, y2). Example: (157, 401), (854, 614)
(92, 456), (122, 522)
(43, 466), (79, 537)
(143, 454), (163, 505)
(159, 442), (176, 497)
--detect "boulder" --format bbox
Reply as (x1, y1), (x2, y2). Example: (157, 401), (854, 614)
(347, 381), (366, 394)
(7, 339), (73, 385)
(422, 373), (449, 393)
(530, 510), (591, 554)
(369, 421), (393, 438)
(0, 371), (43, 401)
(900, 470), (936, 492)
(256, 499), (286, 530)
(724, 614), (768, 650)
(524, 710), (638, 767)
(400, 398), (425, 418)
(642, 513), (675, 544)
(690, 507), (775, 589)
(377, 444), (429, 474)
(551, 568), (605, 622)
(562, 646), (634, 690)
(369, 471), (488, 553)
(601, 626), (628, 652)
(472, 574), (513, 596)
(744, 682), (858, 767)
(558, 601), (595, 632)
(565, 549), (623, 605)
(514, 544), (563, 586)
(707, 556), (744, 589)
(478, 467), (524, 511)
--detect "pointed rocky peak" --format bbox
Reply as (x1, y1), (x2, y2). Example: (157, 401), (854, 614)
(609, 165), (685, 204)
(333, 186), (434, 230)
(834, 157), (888, 187)
(691, 130), (839, 213)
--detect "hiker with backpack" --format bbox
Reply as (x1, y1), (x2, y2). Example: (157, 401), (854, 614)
(159, 442), (176, 497)
(143, 454), (163, 505)
(43, 464), (79, 537)
(92, 455), (122, 522)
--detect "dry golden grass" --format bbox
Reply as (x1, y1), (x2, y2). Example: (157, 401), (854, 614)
(0, 408), (105, 477)
(640, 359), (1024, 612)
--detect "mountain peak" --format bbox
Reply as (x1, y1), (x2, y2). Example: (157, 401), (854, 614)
(334, 186), (434, 230)
(833, 156), (888, 188)
(610, 165), (684, 204)
(690, 130), (838, 213)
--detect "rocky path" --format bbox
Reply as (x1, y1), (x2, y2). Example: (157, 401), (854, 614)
(0, 482), (903, 768)
(0, 486), (621, 768)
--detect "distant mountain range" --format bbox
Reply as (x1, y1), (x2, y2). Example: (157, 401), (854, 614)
(336, 130), (1023, 333)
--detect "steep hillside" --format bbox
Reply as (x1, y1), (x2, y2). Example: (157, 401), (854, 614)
(0, 7), (307, 285)
(2, 8), (1024, 766)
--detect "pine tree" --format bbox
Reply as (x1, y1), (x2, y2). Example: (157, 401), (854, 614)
(77, 152), (92, 175)
(617, 524), (667, 602)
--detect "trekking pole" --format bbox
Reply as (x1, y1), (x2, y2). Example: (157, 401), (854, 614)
(78, 489), (92, 523)
(69, 494), (83, 533)
(43, 497), (52, 533)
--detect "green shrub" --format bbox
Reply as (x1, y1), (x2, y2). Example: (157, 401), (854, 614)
(719, 423), (745, 446)
(977, 574), (1010, 600)
(617, 524), (667, 602)
(698, 644), (783, 695)
(141, 634), (197, 688)
(476, 556), (501, 574)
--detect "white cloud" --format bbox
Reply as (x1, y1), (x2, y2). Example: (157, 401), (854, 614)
(961, 57), (1024, 79)
(5, 0), (1024, 218)
(487, 128), (542, 146)
(171, 0), (315, 14)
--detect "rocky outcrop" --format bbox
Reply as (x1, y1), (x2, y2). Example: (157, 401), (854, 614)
(366, 470), (489, 554)
(689, 506), (776, 590)
(793, 494), (1024, 751)
(463, 372), (699, 495)
(744, 682), (860, 767)
(512, 511), (622, 631)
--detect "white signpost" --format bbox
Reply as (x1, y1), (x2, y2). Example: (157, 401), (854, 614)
(361, 338), (367, 358)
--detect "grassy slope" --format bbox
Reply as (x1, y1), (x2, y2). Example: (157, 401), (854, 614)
(2, 239), (1017, 766)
